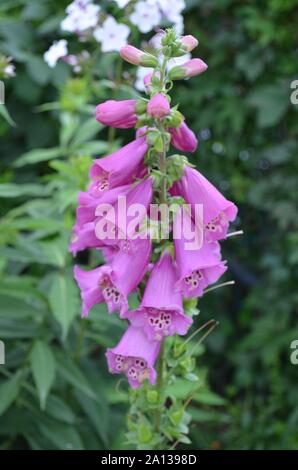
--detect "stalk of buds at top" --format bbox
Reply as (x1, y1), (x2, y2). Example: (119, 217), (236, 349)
(168, 58), (208, 80)
(120, 45), (158, 67)
(147, 93), (171, 118)
(180, 35), (199, 53)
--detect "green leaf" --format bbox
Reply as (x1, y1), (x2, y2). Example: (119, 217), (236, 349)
(30, 341), (56, 410)
(0, 372), (22, 416)
(72, 140), (109, 156)
(49, 273), (79, 340)
(247, 85), (289, 127)
(14, 147), (64, 167)
(75, 390), (109, 446)
(45, 395), (76, 425)
(0, 183), (49, 198)
(38, 418), (84, 450)
(71, 118), (102, 146)
(56, 355), (97, 400)
(0, 104), (16, 126)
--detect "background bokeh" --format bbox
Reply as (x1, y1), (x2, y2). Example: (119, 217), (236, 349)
(0, 0), (298, 450)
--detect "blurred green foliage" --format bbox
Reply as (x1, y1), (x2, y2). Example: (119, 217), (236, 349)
(0, 0), (298, 450)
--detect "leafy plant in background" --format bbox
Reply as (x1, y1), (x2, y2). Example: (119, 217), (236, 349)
(0, 0), (298, 451)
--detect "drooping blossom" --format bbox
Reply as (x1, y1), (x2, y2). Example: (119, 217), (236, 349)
(168, 58), (208, 80)
(93, 16), (130, 52)
(69, 222), (104, 254)
(129, 1), (162, 34)
(106, 325), (160, 388)
(97, 177), (153, 247)
(74, 238), (152, 317)
(89, 137), (148, 195)
(126, 252), (192, 341)
(44, 40), (68, 68)
(147, 93), (171, 119)
(96, 99), (138, 128)
(170, 165), (238, 240)
(169, 121), (198, 152)
(174, 208), (227, 298)
(75, 184), (131, 228)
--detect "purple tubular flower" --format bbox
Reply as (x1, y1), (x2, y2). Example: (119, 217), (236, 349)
(74, 237), (152, 317)
(170, 121), (198, 152)
(89, 137), (148, 196)
(147, 93), (170, 118)
(174, 209), (227, 298)
(170, 166), (238, 241)
(76, 184), (131, 228)
(106, 325), (160, 388)
(126, 252), (192, 341)
(69, 222), (104, 255)
(99, 177), (153, 248)
(95, 99), (138, 128)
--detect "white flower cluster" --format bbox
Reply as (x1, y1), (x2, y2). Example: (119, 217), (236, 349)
(130, 0), (186, 34)
(44, 0), (186, 70)
(61, 0), (100, 33)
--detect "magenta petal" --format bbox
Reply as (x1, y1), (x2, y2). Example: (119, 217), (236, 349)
(74, 238), (151, 317)
(142, 252), (183, 312)
(76, 184), (131, 227)
(147, 93), (170, 118)
(69, 222), (104, 254)
(170, 121), (198, 153)
(74, 265), (104, 317)
(101, 177), (153, 245)
(106, 325), (160, 388)
(111, 238), (152, 316)
(96, 99), (137, 128)
(89, 138), (148, 195)
(127, 252), (192, 340)
(171, 166), (238, 241)
(174, 209), (227, 298)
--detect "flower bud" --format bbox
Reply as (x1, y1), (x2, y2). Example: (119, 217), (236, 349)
(147, 93), (171, 118)
(95, 99), (137, 128)
(180, 35), (199, 53)
(168, 58), (208, 80)
(120, 45), (158, 67)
